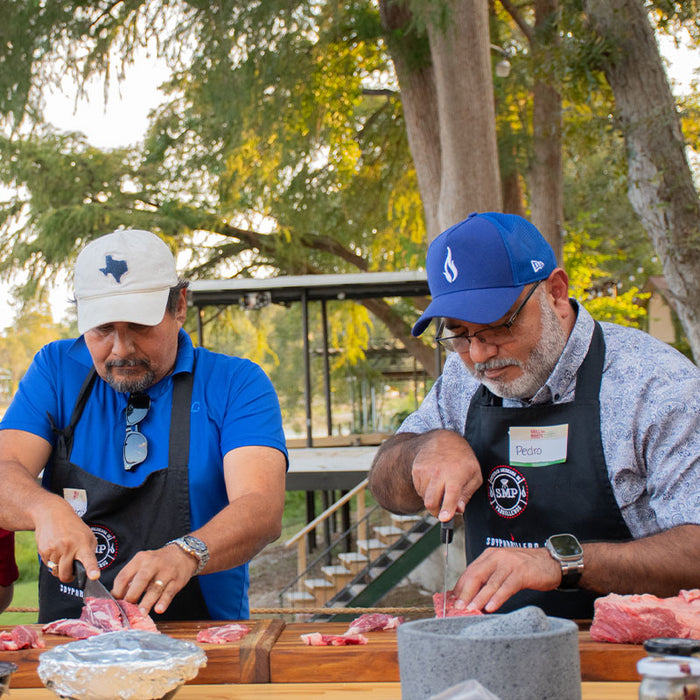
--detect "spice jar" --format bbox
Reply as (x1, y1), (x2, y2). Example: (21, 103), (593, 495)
(643, 638), (700, 659)
(637, 656), (700, 700)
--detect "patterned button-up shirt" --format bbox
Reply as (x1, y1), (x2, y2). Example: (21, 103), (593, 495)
(399, 301), (700, 537)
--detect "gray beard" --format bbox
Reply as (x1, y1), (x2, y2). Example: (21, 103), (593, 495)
(471, 294), (568, 399)
(104, 359), (155, 394)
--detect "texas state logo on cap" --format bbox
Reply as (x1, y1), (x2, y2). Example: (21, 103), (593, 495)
(412, 212), (557, 336)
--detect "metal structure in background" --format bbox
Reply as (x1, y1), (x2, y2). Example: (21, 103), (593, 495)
(188, 270), (433, 446)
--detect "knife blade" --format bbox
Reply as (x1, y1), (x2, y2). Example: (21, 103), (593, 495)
(440, 517), (454, 618)
(73, 561), (131, 628)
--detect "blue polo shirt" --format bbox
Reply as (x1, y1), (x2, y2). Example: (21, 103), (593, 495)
(1, 329), (288, 619)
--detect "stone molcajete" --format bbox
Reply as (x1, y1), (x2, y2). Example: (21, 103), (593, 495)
(397, 606), (581, 700)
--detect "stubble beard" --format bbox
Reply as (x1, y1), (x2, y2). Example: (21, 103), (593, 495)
(105, 359), (155, 394)
(470, 294), (569, 399)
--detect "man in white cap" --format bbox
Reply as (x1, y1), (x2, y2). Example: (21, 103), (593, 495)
(369, 212), (700, 619)
(0, 229), (288, 623)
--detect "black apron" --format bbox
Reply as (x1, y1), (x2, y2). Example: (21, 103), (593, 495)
(39, 368), (210, 623)
(463, 323), (632, 618)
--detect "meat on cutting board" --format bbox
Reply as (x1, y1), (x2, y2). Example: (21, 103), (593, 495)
(345, 613), (404, 635)
(43, 596), (158, 639)
(433, 591), (484, 618)
(300, 632), (368, 646)
(196, 623), (250, 644)
(0, 625), (45, 650)
(42, 618), (103, 639)
(590, 589), (700, 643)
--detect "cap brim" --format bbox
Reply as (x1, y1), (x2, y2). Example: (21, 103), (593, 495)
(411, 286), (524, 337)
(77, 289), (170, 335)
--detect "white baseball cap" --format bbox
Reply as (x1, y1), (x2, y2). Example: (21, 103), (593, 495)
(74, 229), (179, 334)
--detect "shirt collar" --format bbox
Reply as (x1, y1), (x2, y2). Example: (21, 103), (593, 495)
(509, 299), (595, 407)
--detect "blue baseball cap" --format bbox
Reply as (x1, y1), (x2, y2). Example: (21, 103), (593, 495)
(412, 212), (557, 336)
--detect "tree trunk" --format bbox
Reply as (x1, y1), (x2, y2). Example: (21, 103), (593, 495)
(381, 0), (502, 242)
(427, 0), (502, 234)
(528, 0), (564, 264)
(584, 0), (700, 362)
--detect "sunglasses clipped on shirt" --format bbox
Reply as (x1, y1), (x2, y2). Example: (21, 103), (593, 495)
(123, 393), (151, 471)
(435, 280), (543, 352)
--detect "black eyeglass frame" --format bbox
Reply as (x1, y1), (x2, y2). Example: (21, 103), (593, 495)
(123, 393), (151, 471)
(435, 279), (544, 350)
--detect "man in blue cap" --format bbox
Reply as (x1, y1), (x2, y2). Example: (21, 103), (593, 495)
(368, 212), (700, 619)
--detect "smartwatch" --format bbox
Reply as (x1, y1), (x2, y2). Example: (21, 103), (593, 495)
(545, 533), (584, 590)
(167, 535), (209, 576)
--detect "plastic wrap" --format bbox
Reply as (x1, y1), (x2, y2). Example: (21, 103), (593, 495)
(37, 630), (206, 700)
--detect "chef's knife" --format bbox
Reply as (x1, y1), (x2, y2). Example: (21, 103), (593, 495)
(73, 560), (131, 628)
(440, 517), (454, 618)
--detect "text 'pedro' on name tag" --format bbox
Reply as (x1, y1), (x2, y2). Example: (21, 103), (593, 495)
(509, 424), (568, 467)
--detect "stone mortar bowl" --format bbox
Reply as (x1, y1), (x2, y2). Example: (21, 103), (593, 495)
(397, 606), (581, 700)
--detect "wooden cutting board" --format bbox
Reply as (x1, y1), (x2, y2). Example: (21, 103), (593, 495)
(269, 623), (646, 683)
(0, 619), (285, 688)
(269, 622), (401, 683)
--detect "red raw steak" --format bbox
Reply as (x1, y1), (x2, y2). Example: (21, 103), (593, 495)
(345, 613), (404, 635)
(433, 591), (484, 618)
(0, 625), (45, 650)
(300, 632), (368, 646)
(42, 618), (103, 639)
(196, 623), (250, 644)
(590, 589), (700, 643)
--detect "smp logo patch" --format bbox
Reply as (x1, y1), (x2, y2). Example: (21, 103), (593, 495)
(487, 466), (528, 519)
(91, 525), (118, 569)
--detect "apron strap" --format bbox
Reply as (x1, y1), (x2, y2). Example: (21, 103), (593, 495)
(168, 370), (194, 528)
(572, 322), (605, 401)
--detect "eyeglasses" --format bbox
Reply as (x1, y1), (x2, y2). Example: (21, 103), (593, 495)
(435, 280), (543, 352)
(123, 393), (151, 471)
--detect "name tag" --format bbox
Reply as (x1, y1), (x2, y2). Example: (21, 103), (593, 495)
(509, 424), (568, 467)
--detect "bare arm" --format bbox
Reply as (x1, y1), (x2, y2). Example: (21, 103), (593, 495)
(452, 524), (700, 613)
(113, 444), (287, 614)
(0, 429), (101, 580)
(368, 429), (483, 520)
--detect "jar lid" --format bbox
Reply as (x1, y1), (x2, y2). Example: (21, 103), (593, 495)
(643, 638), (700, 656)
(637, 656), (700, 678)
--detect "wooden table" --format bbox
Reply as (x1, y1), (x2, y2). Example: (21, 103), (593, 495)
(269, 623), (646, 683)
(7, 681), (641, 698)
(1, 619), (284, 688)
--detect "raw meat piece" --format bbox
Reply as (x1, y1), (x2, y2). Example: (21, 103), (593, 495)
(433, 591), (484, 618)
(0, 625), (45, 650)
(80, 596), (125, 632)
(301, 632), (368, 646)
(196, 623), (251, 644)
(345, 613), (404, 635)
(117, 600), (158, 632)
(590, 589), (700, 644)
(42, 618), (103, 639)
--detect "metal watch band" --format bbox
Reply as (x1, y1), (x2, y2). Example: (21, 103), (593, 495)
(558, 560), (584, 590)
(167, 536), (209, 576)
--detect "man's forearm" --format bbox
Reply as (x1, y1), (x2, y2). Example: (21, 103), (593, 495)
(368, 432), (426, 514)
(582, 524), (700, 597)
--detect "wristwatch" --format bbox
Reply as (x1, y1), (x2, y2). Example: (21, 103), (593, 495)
(545, 533), (584, 590)
(167, 535), (209, 576)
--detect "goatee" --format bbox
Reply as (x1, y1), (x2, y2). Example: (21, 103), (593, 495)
(105, 359), (155, 393)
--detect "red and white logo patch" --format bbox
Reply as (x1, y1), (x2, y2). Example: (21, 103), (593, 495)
(91, 525), (118, 569)
(487, 466), (528, 519)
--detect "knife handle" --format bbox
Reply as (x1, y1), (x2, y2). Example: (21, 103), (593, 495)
(73, 560), (87, 589)
(440, 517), (455, 544)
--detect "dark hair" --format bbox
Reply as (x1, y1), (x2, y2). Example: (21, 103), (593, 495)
(166, 278), (190, 314)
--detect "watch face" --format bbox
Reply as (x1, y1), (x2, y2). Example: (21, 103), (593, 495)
(548, 534), (583, 558)
(183, 535), (207, 554)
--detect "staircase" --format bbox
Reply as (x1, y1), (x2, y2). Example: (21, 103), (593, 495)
(280, 480), (441, 618)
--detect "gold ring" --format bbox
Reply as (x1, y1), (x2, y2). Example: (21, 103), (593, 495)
(153, 579), (165, 588)
(47, 560), (57, 572)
